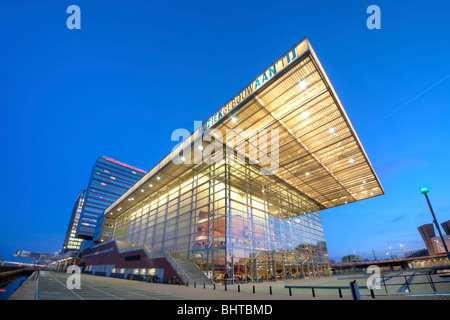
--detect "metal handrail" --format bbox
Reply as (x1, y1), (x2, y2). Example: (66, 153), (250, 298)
(285, 272), (450, 296)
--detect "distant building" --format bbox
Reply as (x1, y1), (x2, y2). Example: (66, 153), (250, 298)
(61, 190), (86, 253)
(405, 248), (428, 258)
(431, 235), (450, 255)
(341, 255), (362, 263)
(75, 156), (146, 242)
(441, 220), (450, 236)
(418, 224), (437, 256)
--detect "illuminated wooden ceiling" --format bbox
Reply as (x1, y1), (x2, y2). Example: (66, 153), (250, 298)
(106, 38), (383, 217)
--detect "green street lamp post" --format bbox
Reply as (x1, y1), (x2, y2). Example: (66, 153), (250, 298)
(421, 187), (450, 263)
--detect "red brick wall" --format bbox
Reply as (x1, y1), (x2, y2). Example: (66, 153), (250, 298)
(79, 241), (182, 284)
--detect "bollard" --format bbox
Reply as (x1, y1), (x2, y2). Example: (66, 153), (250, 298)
(289, 287), (292, 296)
(204, 283), (206, 289)
(253, 285), (255, 294)
(214, 283), (216, 290)
(194, 282), (196, 288)
(238, 284), (240, 293)
(350, 280), (361, 300)
(225, 282), (227, 291)
(270, 286), (272, 295)
(312, 287), (315, 297)
(370, 288), (375, 299)
(186, 282), (189, 287)
(338, 287), (343, 298)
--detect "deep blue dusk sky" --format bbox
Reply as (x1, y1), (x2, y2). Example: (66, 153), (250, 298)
(1, 1), (449, 263)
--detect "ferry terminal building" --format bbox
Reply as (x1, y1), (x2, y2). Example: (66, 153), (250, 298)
(78, 37), (384, 284)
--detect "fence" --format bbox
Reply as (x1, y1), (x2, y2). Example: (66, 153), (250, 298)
(285, 271), (450, 298)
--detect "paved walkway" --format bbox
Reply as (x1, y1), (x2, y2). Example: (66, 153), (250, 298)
(8, 270), (450, 300)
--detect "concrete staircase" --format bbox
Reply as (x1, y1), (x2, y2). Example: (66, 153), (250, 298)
(170, 257), (212, 286)
(111, 240), (213, 285)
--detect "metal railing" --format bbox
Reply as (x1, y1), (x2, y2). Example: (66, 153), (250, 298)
(139, 244), (191, 284)
(285, 272), (450, 298)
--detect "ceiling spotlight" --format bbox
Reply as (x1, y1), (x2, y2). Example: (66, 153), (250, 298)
(305, 172), (310, 176)
(299, 80), (307, 90)
(149, 184), (153, 187)
(141, 189), (144, 192)
(349, 158), (355, 164)
(198, 145), (203, 150)
(301, 111), (309, 119)
(231, 117), (237, 123)
(180, 156), (185, 162)
(329, 127), (335, 134)
(156, 176), (161, 181)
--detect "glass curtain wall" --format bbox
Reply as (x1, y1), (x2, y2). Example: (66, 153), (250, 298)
(113, 155), (330, 283)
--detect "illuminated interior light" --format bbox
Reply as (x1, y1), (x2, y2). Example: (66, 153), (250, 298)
(156, 176), (161, 181)
(305, 172), (311, 176)
(349, 158), (355, 164)
(299, 80), (307, 90)
(256, 96), (264, 105)
(198, 146), (203, 150)
(140, 189), (144, 192)
(231, 117), (237, 123)
(180, 156), (185, 162)
(301, 110), (309, 119)
(149, 184), (153, 187)
(329, 127), (335, 134)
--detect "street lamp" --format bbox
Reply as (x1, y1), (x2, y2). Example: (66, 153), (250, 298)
(400, 243), (406, 258)
(421, 186), (450, 263)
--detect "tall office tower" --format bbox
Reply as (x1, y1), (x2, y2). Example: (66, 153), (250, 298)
(75, 156), (146, 242)
(418, 223), (437, 256)
(61, 190), (86, 253)
(441, 220), (450, 236)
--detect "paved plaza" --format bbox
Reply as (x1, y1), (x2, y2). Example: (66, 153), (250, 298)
(7, 270), (450, 300)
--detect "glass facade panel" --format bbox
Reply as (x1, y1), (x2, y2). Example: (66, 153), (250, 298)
(113, 155), (330, 283)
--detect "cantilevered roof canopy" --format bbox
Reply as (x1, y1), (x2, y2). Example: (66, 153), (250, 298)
(105, 37), (383, 218)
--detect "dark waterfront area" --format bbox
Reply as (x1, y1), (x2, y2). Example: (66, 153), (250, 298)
(0, 275), (29, 300)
